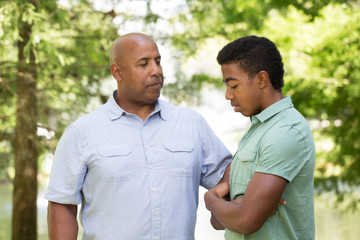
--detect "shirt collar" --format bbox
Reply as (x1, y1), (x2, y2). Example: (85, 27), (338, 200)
(252, 96), (293, 123)
(156, 99), (169, 121)
(105, 90), (168, 121)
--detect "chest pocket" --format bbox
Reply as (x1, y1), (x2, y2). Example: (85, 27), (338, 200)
(163, 141), (195, 176)
(97, 145), (132, 157)
(97, 145), (134, 181)
(230, 149), (257, 198)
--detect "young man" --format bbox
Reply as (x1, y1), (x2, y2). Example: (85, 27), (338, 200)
(46, 33), (232, 240)
(204, 35), (316, 240)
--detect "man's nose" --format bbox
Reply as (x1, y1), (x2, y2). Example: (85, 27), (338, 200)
(150, 62), (162, 76)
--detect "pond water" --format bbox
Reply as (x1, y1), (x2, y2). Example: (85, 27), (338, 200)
(1, 183), (360, 240)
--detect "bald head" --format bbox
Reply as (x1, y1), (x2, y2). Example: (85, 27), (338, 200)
(109, 33), (157, 65)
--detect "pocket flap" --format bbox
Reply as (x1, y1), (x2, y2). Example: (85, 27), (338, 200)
(163, 141), (194, 152)
(97, 145), (132, 157)
(237, 149), (256, 162)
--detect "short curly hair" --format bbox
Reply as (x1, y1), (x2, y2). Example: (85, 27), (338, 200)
(217, 35), (284, 90)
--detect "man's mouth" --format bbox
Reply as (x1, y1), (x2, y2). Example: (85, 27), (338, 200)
(148, 81), (162, 90)
(148, 76), (163, 89)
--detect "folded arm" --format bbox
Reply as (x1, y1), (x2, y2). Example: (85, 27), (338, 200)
(209, 162), (231, 230)
(205, 172), (287, 234)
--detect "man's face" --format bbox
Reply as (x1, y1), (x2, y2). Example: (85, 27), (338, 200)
(221, 62), (262, 117)
(117, 38), (164, 106)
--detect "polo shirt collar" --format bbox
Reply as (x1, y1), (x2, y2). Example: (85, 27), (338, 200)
(105, 90), (168, 121)
(253, 96), (293, 123)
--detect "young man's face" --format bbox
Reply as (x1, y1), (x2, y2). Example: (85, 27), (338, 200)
(221, 62), (262, 117)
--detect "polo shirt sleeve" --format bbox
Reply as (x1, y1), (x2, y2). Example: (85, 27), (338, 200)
(198, 117), (232, 189)
(256, 126), (308, 182)
(45, 123), (88, 204)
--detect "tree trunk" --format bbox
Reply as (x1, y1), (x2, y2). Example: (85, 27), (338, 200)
(12, 1), (38, 239)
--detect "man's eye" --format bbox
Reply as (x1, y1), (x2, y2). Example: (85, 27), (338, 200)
(230, 85), (238, 89)
(140, 62), (148, 66)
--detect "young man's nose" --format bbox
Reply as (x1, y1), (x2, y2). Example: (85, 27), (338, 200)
(225, 87), (234, 100)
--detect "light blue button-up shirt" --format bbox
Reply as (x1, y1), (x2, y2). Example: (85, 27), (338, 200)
(45, 91), (232, 240)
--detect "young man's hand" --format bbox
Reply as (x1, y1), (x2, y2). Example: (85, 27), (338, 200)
(210, 182), (230, 200)
(270, 198), (287, 217)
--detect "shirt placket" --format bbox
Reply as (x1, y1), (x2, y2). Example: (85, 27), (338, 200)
(142, 122), (161, 240)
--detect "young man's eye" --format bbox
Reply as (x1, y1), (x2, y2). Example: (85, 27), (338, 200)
(230, 85), (238, 89)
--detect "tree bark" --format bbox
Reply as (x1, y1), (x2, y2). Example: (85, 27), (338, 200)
(12, 1), (39, 239)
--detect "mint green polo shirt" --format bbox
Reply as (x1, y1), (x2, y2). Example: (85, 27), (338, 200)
(226, 96), (316, 240)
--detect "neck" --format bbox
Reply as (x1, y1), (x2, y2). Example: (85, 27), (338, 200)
(261, 90), (284, 111)
(115, 97), (156, 121)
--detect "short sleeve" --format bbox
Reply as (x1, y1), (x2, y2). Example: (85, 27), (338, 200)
(198, 117), (232, 189)
(256, 126), (308, 182)
(45, 123), (88, 204)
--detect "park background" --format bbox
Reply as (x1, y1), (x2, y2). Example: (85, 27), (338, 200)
(1, 0), (360, 239)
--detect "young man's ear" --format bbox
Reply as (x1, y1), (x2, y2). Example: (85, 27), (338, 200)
(256, 71), (270, 89)
(111, 63), (122, 82)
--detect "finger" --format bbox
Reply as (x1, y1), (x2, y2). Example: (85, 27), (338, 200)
(271, 209), (276, 216)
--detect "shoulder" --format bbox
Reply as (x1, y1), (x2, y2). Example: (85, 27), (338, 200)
(65, 104), (109, 135)
(261, 108), (314, 153)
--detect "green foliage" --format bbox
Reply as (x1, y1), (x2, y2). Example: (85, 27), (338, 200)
(0, 0), (118, 179)
(270, 4), (360, 176)
(171, 0), (354, 55)
(163, 73), (224, 104)
(266, 3), (360, 210)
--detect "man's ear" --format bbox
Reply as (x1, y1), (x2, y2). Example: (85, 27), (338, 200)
(256, 71), (270, 89)
(111, 63), (122, 82)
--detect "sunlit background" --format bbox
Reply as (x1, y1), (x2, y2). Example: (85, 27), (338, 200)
(1, 0), (360, 239)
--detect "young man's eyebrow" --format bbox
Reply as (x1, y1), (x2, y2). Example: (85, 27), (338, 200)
(223, 77), (238, 83)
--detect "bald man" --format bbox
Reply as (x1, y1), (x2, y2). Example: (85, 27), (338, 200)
(45, 33), (232, 240)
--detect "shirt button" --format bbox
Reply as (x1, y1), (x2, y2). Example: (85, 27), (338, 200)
(152, 188), (156, 192)
(154, 237), (158, 240)
(154, 211), (158, 215)
(146, 145), (150, 149)
(149, 165), (153, 169)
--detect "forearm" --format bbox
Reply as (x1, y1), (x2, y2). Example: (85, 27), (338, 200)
(204, 191), (260, 234)
(47, 201), (78, 240)
(209, 192), (243, 230)
(210, 213), (225, 230)
(218, 162), (231, 184)
(205, 172), (288, 234)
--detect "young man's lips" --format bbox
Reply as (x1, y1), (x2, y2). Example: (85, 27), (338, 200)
(232, 105), (241, 112)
